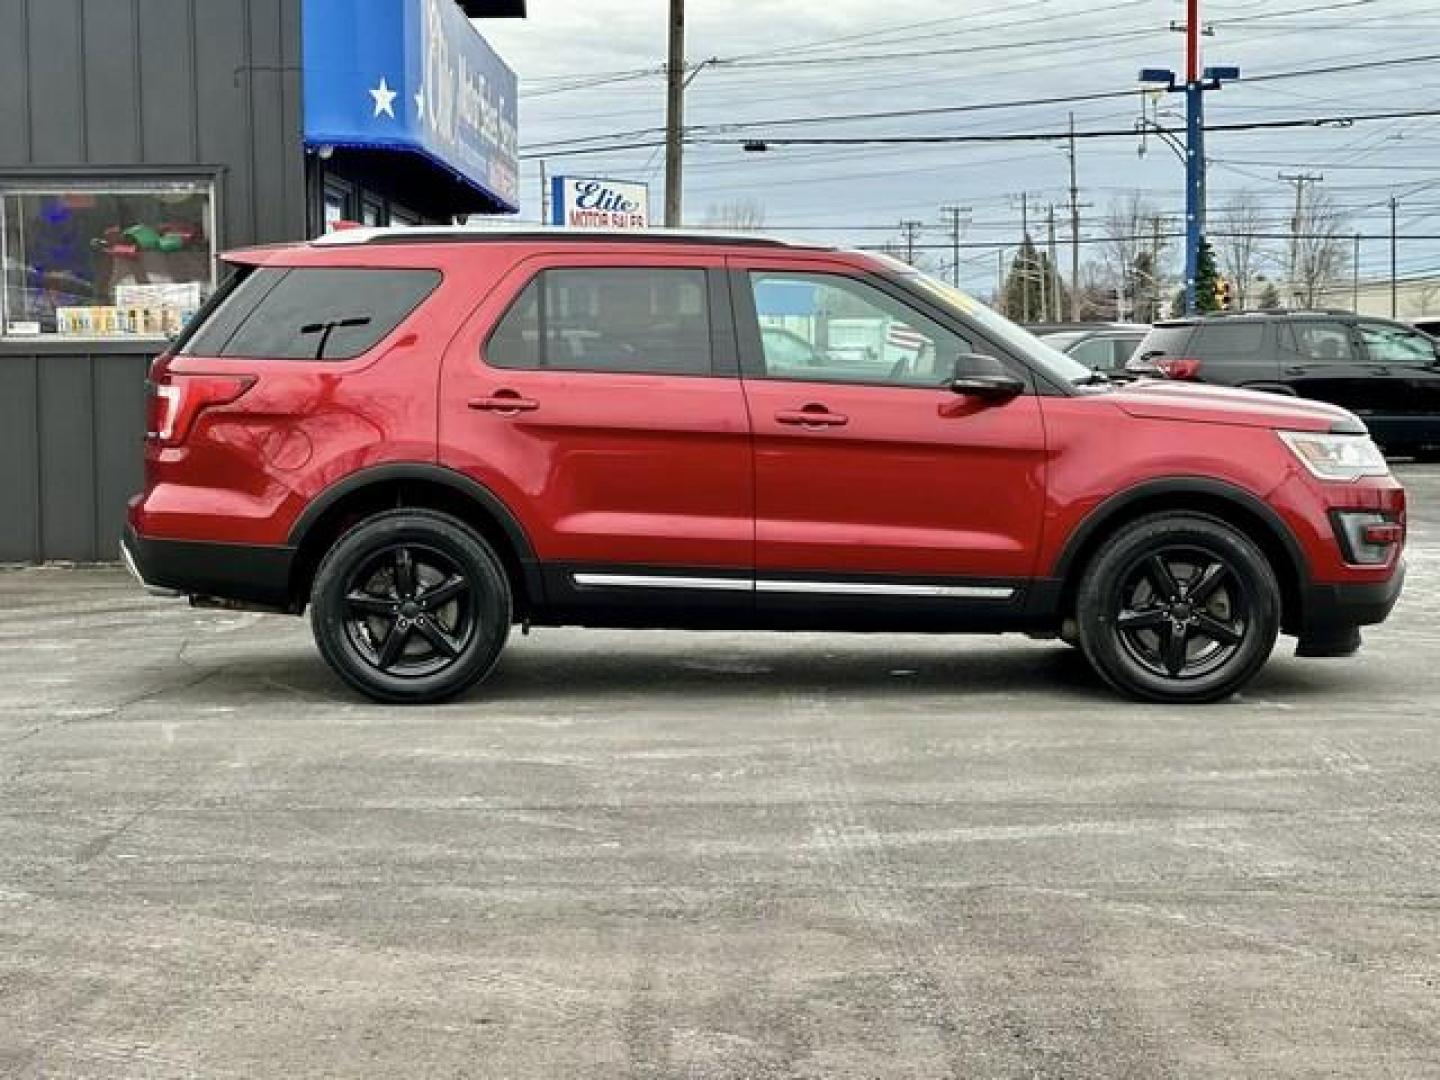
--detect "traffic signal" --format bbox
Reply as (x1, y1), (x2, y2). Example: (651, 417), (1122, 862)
(1215, 278), (1233, 310)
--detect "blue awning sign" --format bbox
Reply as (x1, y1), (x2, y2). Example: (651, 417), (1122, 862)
(303, 0), (519, 212)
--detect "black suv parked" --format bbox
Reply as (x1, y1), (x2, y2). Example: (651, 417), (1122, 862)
(1129, 312), (1440, 456)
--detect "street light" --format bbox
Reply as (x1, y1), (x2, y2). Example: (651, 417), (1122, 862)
(1135, 60), (1239, 313)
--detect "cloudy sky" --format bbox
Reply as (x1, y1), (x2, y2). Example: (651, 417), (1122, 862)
(478, 1), (1440, 291)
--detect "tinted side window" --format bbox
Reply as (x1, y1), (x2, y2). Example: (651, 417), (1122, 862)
(1189, 323), (1266, 363)
(1134, 326), (1194, 359)
(486, 268), (712, 375)
(178, 266), (281, 356)
(1291, 322), (1357, 364)
(749, 271), (974, 387)
(215, 268), (441, 360)
(1068, 337), (1112, 370)
(1357, 322), (1438, 366)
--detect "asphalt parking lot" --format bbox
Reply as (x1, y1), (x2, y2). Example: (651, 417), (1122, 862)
(2, 466), (1438, 1079)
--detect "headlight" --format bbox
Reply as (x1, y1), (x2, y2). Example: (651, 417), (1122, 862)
(1277, 431), (1390, 481)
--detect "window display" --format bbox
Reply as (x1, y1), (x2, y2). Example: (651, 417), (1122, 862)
(1, 181), (214, 338)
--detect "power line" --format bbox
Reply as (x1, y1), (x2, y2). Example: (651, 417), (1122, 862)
(699, 107), (1440, 150)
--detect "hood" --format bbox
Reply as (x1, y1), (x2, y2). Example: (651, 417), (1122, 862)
(1107, 378), (1364, 434)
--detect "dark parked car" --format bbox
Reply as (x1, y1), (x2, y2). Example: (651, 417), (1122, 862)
(1129, 312), (1440, 456)
(1039, 325), (1148, 374)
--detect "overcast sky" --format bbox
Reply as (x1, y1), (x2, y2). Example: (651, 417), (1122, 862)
(478, 0), (1440, 289)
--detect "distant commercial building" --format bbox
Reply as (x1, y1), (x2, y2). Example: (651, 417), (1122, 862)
(1314, 276), (1440, 322)
(0, 0), (523, 561)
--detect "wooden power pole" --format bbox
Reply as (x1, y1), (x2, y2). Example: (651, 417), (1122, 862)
(663, 0), (685, 227)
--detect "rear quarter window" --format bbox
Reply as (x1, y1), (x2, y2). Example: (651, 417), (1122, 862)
(1134, 325), (1194, 359)
(181, 266), (440, 361)
(1188, 322), (1268, 364)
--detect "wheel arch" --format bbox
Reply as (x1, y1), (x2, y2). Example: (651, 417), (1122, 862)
(1052, 477), (1310, 634)
(286, 464), (542, 615)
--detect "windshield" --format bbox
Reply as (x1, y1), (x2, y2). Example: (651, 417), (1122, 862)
(887, 265), (1097, 387)
(1039, 331), (1085, 349)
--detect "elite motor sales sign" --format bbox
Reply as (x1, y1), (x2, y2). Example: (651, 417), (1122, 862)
(551, 177), (650, 229)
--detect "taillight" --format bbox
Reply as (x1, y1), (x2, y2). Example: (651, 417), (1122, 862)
(146, 371), (255, 446)
(1154, 357), (1202, 380)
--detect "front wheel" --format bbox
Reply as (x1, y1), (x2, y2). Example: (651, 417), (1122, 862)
(310, 509), (511, 704)
(1076, 514), (1280, 704)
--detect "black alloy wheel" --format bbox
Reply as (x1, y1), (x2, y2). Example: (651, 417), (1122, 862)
(342, 543), (475, 678)
(311, 509), (511, 704)
(1113, 546), (1247, 680)
(1076, 513), (1280, 704)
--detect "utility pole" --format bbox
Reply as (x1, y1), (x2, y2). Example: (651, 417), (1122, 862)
(1390, 195), (1399, 317)
(1183, 0), (1205, 316)
(1139, 1), (1236, 315)
(663, 0), (685, 227)
(1353, 232), (1361, 313)
(997, 248), (1006, 317)
(899, 219), (923, 267)
(1151, 214), (1164, 317)
(1280, 172), (1322, 308)
(1067, 113), (1082, 321)
(1046, 204), (1059, 322)
(1014, 193), (1032, 324)
(539, 159), (550, 226)
(940, 205), (971, 288)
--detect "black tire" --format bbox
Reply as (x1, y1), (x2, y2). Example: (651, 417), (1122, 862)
(310, 509), (511, 704)
(1076, 513), (1280, 704)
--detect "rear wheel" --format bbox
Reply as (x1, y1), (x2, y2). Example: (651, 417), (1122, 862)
(1076, 514), (1280, 704)
(310, 510), (511, 704)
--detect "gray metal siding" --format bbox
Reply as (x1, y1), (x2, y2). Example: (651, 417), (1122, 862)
(0, 0), (305, 561)
(0, 351), (150, 562)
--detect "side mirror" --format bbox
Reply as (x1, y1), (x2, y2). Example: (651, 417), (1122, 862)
(949, 353), (1025, 402)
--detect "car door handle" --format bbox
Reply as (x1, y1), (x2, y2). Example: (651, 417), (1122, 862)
(775, 406), (848, 427)
(469, 392), (539, 414)
(1283, 365), (1305, 376)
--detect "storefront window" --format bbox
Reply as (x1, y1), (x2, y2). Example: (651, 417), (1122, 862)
(1, 180), (215, 339)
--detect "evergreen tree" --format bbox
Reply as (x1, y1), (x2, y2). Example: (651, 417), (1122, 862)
(1194, 237), (1221, 313)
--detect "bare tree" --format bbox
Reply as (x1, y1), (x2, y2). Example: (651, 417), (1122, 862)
(1292, 187), (1350, 309)
(1099, 193), (1169, 321)
(1215, 191), (1267, 309)
(702, 198), (766, 230)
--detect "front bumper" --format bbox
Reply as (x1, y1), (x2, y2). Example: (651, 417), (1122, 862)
(1301, 560), (1406, 632)
(122, 525), (295, 610)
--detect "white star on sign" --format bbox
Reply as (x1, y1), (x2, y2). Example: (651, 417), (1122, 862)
(414, 86), (426, 120)
(369, 77), (398, 119)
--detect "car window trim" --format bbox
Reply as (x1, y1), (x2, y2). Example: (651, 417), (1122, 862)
(479, 262), (731, 379)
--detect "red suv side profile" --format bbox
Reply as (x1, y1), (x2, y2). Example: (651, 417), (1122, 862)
(124, 229), (1406, 705)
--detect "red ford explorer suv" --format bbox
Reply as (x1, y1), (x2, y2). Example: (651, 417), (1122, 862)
(124, 229), (1405, 705)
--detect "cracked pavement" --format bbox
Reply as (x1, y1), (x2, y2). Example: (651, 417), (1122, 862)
(1, 464), (1438, 1078)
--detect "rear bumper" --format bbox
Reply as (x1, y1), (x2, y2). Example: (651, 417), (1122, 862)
(1300, 560), (1405, 633)
(122, 525), (295, 610)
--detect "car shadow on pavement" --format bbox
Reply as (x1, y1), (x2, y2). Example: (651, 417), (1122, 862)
(183, 635), (1364, 709)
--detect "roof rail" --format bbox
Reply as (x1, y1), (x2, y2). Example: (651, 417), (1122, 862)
(312, 225), (828, 249)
